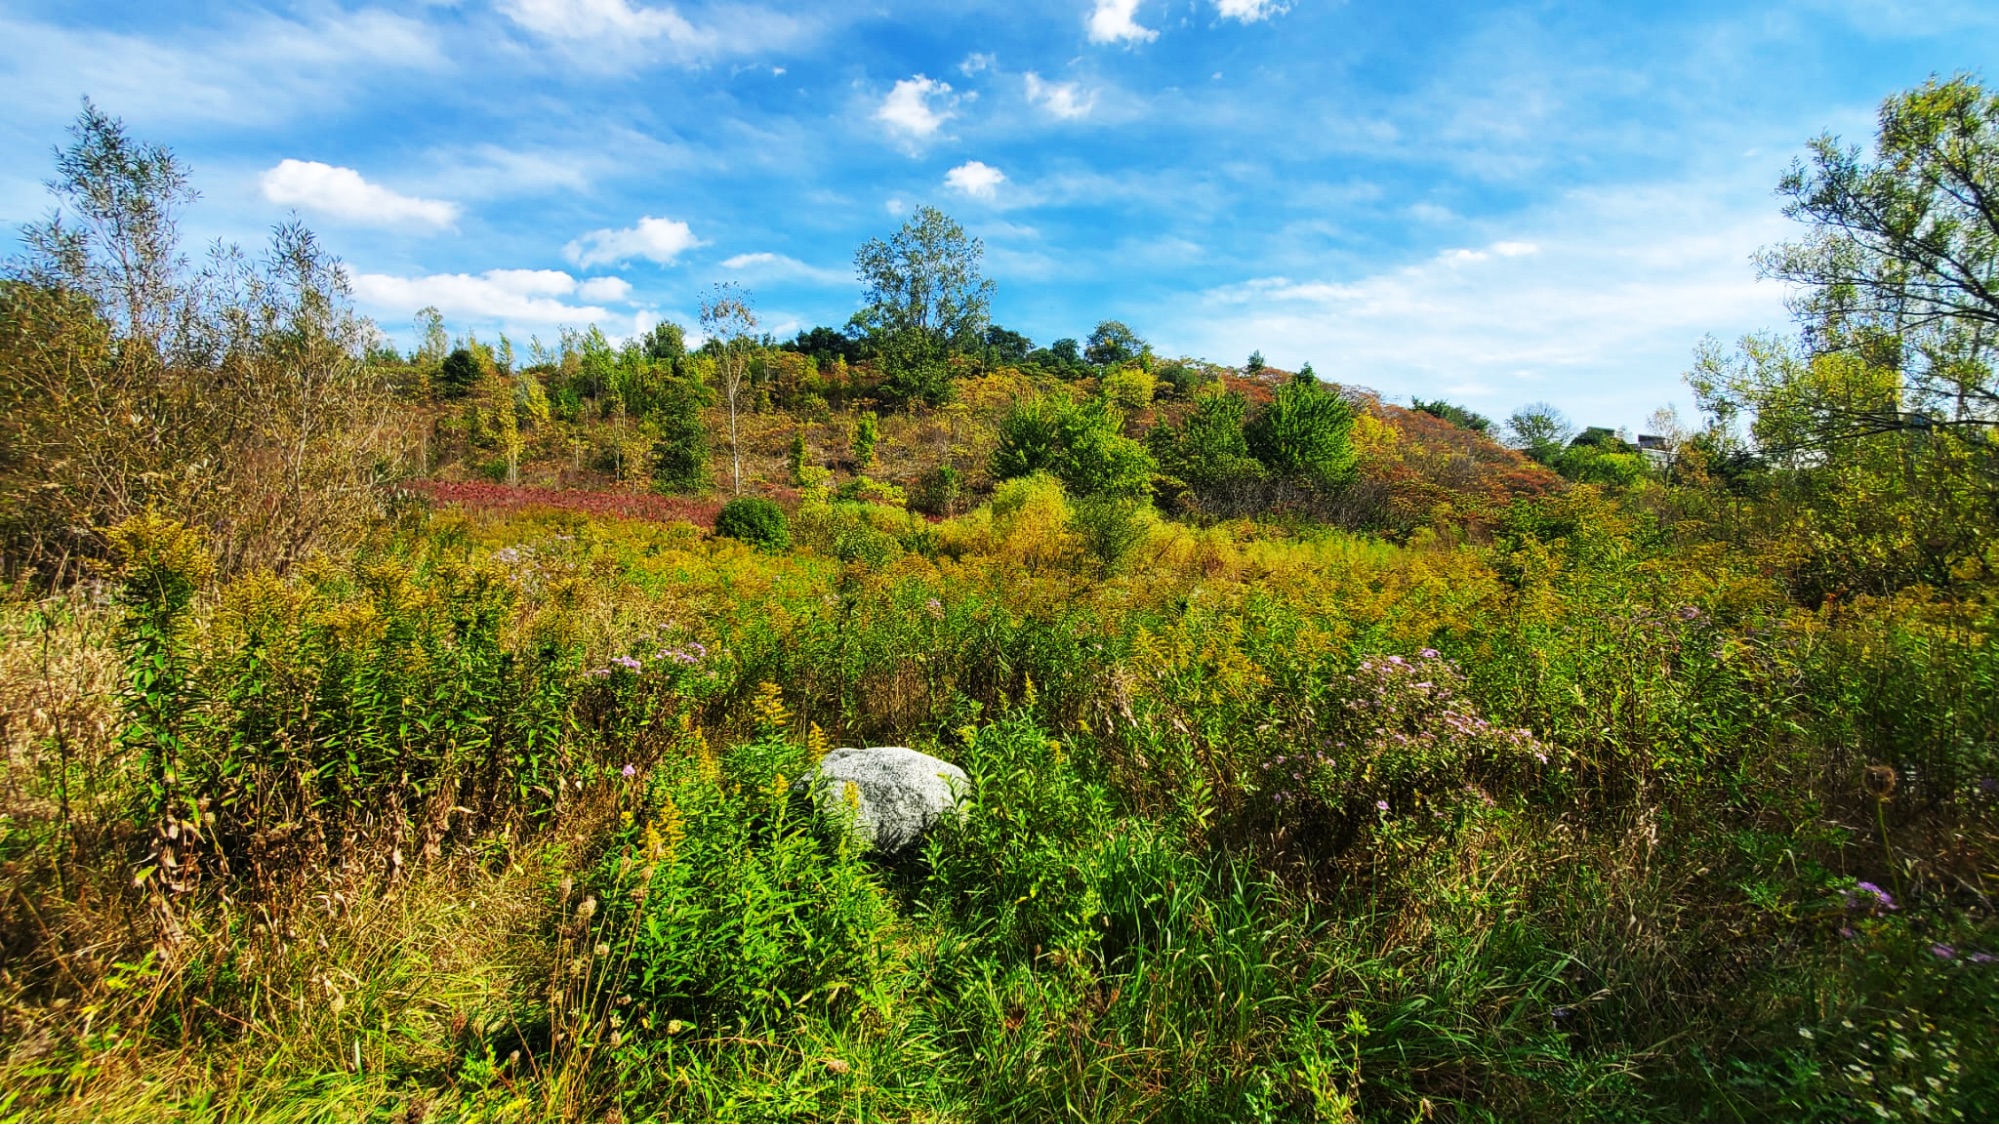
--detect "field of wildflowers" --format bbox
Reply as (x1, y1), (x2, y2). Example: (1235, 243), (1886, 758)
(1, 480), (1993, 1122)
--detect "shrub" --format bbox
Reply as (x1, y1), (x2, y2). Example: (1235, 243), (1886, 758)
(1100, 365), (1156, 413)
(649, 372), (712, 494)
(1071, 496), (1152, 574)
(713, 497), (790, 552)
(1148, 387), (1266, 514)
(1246, 368), (1358, 490)
(833, 475), (906, 508)
(993, 395), (1155, 500)
(850, 411), (879, 468)
(913, 464), (965, 516)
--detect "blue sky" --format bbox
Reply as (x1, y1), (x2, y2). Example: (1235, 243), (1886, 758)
(4, 0), (1996, 430)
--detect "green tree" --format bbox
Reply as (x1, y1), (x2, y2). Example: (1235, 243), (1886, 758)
(1758, 74), (1999, 441)
(1148, 387), (1265, 511)
(1411, 397), (1493, 433)
(852, 207), (993, 405)
(993, 396), (1154, 500)
(1245, 350), (1266, 375)
(1244, 368), (1357, 490)
(1085, 320), (1145, 368)
(1502, 402), (1576, 465)
(649, 366), (711, 495)
(851, 411), (879, 468)
(439, 346), (483, 399)
(641, 320), (686, 362)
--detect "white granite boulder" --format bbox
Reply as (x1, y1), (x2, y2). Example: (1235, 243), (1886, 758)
(803, 746), (968, 853)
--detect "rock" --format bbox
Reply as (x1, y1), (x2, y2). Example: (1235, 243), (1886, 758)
(802, 746), (968, 853)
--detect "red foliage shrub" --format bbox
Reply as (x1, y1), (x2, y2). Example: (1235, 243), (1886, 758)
(401, 480), (725, 529)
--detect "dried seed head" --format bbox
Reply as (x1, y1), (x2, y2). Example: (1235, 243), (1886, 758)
(576, 896), (597, 920)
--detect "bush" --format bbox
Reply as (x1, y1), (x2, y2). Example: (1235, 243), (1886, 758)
(714, 497), (790, 552)
(1245, 368), (1358, 490)
(913, 464), (965, 516)
(993, 395), (1155, 500)
(833, 475), (906, 508)
(1100, 365), (1156, 412)
(1071, 496), (1151, 574)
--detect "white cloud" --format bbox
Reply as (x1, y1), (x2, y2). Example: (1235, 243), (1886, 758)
(1024, 72), (1095, 119)
(1215, 0), (1289, 22)
(0, 8), (443, 128)
(1171, 180), (1793, 428)
(495, 0), (816, 68)
(876, 75), (954, 138)
(351, 268), (633, 326)
(259, 159), (459, 229)
(945, 161), (1007, 199)
(577, 276), (633, 301)
(1088, 0), (1157, 44)
(564, 216), (704, 268)
(718, 252), (849, 284)
(960, 52), (995, 75)
(501, 0), (701, 40)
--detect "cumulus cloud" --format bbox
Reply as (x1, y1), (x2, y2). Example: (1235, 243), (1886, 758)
(876, 75), (954, 138)
(564, 216), (704, 268)
(351, 268), (634, 326)
(1024, 72), (1094, 119)
(959, 52), (994, 75)
(1088, 0), (1156, 44)
(945, 161), (1007, 199)
(259, 159), (459, 229)
(576, 275), (634, 301)
(1215, 0), (1289, 22)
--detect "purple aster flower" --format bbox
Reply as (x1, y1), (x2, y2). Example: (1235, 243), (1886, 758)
(1375, 800), (1389, 811)
(1931, 944), (1957, 960)
(1969, 952), (1995, 964)
(1854, 881), (1896, 910)
(622, 763), (637, 779)
(612, 655), (642, 671)
(1419, 648), (1440, 659)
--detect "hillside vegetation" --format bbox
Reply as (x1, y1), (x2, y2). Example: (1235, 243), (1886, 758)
(2, 81), (1997, 1122)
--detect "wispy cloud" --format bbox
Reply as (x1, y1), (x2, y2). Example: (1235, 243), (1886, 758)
(259, 160), (459, 230)
(876, 75), (955, 139)
(0, 7), (444, 127)
(564, 216), (704, 268)
(1024, 72), (1095, 119)
(718, 251), (849, 285)
(1175, 180), (1793, 425)
(496, 0), (814, 65)
(945, 161), (1007, 199)
(351, 267), (631, 326)
(1215, 0), (1289, 23)
(1088, 0), (1157, 44)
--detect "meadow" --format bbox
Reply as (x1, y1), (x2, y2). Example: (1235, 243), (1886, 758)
(3, 83), (1998, 1123)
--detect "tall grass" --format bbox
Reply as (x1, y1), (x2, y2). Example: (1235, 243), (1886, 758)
(1, 494), (1993, 1121)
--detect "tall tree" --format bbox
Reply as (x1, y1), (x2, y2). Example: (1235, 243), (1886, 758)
(1085, 320), (1145, 368)
(701, 283), (759, 495)
(1758, 74), (1999, 438)
(1501, 402), (1576, 465)
(851, 207), (993, 405)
